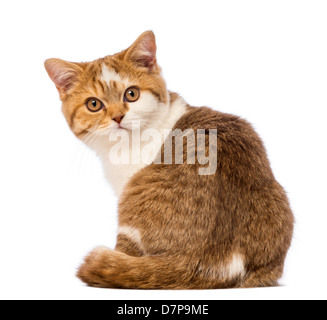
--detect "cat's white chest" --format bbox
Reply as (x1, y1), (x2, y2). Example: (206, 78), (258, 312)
(98, 137), (159, 197)
(103, 160), (147, 197)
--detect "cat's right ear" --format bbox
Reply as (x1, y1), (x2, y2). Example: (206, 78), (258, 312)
(44, 59), (82, 99)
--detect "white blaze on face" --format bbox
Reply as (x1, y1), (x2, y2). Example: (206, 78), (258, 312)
(101, 64), (129, 87)
(101, 64), (161, 130)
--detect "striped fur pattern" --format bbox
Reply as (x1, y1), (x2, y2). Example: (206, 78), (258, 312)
(45, 31), (294, 289)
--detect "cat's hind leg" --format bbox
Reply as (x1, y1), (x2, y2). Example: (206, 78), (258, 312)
(240, 263), (284, 288)
(115, 232), (144, 257)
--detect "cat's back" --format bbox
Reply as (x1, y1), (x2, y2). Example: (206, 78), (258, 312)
(174, 105), (275, 184)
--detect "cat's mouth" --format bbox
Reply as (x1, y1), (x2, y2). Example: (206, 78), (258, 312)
(114, 122), (130, 131)
(116, 123), (125, 129)
(94, 123), (129, 136)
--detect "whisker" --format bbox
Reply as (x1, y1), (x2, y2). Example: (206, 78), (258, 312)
(75, 121), (102, 179)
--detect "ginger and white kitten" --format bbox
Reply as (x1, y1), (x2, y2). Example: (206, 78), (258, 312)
(45, 31), (294, 289)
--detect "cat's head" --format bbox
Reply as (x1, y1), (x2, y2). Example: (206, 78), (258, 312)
(45, 31), (168, 140)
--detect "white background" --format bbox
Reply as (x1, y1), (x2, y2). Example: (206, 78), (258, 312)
(0, 0), (326, 300)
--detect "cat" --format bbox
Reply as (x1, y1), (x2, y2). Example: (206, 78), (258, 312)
(44, 31), (294, 289)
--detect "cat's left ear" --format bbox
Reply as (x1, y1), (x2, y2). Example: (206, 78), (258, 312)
(124, 31), (158, 72)
(44, 58), (83, 99)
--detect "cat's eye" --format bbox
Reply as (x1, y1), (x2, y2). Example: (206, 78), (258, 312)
(124, 87), (140, 103)
(86, 98), (104, 112)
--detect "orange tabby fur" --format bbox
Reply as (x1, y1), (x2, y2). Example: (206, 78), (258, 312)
(45, 31), (294, 289)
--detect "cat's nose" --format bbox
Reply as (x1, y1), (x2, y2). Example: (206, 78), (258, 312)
(113, 115), (125, 124)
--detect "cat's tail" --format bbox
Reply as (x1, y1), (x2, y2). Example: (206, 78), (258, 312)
(77, 247), (231, 289)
